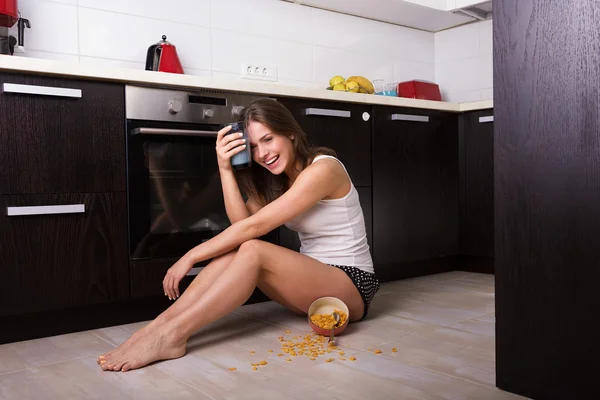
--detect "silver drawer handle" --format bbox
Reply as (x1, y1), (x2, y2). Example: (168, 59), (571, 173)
(391, 114), (429, 122)
(186, 266), (204, 277)
(2, 83), (82, 98)
(132, 127), (218, 137)
(7, 204), (85, 216)
(305, 108), (351, 118)
(479, 116), (494, 123)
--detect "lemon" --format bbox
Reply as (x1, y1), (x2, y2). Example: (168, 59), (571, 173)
(332, 83), (346, 91)
(345, 81), (360, 93)
(329, 75), (345, 88)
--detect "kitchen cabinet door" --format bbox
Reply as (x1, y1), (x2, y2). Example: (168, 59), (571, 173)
(372, 106), (459, 273)
(459, 110), (494, 259)
(277, 97), (372, 187)
(0, 73), (126, 195)
(0, 192), (129, 316)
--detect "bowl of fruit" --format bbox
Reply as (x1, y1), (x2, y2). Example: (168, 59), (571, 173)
(326, 75), (375, 94)
(308, 296), (350, 337)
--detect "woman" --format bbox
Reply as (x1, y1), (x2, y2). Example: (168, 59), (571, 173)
(97, 98), (380, 372)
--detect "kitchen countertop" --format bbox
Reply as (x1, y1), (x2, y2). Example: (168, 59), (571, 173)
(0, 57), (493, 113)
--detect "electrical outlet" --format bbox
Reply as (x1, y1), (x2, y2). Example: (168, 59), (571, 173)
(241, 63), (278, 82)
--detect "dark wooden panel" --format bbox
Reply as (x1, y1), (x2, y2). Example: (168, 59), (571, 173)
(0, 73), (126, 194)
(0, 193), (129, 316)
(372, 106), (459, 268)
(459, 110), (494, 259)
(494, 0), (600, 398)
(277, 97), (372, 186)
(356, 186), (373, 257)
(456, 256), (494, 275)
(376, 257), (457, 283)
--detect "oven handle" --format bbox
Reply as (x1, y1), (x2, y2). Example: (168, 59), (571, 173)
(132, 127), (219, 137)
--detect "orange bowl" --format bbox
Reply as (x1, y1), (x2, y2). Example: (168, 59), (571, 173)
(307, 297), (350, 336)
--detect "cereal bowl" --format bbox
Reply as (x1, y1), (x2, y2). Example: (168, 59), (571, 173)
(307, 296), (350, 336)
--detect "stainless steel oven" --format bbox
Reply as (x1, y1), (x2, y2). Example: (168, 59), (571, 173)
(125, 85), (276, 265)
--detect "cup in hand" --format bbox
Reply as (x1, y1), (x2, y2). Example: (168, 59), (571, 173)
(224, 122), (252, 170)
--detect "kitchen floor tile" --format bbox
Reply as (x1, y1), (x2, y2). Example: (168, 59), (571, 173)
(0, 272), (529, 400)
(474, 312), (496, 325)
(286, 349), (522, 400)
(0, 356), (208, 400)
(448, 319), (496, 337)
(0, 332), (114, 370)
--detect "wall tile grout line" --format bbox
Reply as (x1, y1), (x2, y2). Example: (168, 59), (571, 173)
(75, 5), (212, 29)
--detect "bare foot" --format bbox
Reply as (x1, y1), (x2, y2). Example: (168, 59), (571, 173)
(97, 316), (171, 364)
(97, 324), (151, 364)
(99, 328), (186, 372)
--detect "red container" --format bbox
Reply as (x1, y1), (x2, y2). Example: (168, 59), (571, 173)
(397, 80), (442, 101)
(0, 0), (18, 28)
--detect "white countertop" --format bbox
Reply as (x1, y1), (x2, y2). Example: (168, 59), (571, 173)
(0, 57), (493, 113)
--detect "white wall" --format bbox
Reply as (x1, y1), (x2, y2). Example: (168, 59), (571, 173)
(434, 19), (493, 102)
(10, 0), (435, 90)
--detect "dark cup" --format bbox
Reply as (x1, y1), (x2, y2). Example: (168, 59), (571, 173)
(223, 122), (251, 170)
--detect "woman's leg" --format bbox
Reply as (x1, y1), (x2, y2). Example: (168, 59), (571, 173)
(97, 250), (237, 364)
(99, 239), (363, 372)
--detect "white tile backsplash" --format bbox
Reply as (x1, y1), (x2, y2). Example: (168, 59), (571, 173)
(311, 8), (400, 57)
(15, 0), (78, 55)
(212, 29), (313, 81)
(478, 20), (493, 55)
(78, 0), (211, 27)
(394, 60), (435, 84)
(78, 56), (146, 71)
(211, 0), (313, 44)
(11, 0), (493, 100)
(313, 46), (395, 86)
(78, 7), (211, 70)
(434, 22), (479, 64)
(14, 50), (79, 63)
(435, 20), (493, 101)
(394, 27), (435, 64)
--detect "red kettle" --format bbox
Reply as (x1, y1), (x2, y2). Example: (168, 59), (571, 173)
(145, 35), (184, 74)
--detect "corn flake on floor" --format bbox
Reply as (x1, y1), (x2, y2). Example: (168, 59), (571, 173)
(0, 272), (529, 400)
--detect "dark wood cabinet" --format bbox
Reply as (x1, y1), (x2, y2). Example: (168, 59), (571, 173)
(372, 106), (459, 280)
(495, 0), (600, 398)
(277, 97), (372, 186)
(0, 73), (126, 195)
(458, 110), (494, 271)
(0, 192), (129, 316)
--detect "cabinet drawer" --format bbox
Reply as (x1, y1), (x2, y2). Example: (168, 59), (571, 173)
(0, 192), (129, 316)
(0, 73), (126, 195)
(277, 97), (372, 186)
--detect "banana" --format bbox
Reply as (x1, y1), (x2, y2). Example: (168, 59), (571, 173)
(346, 76), (375, 94)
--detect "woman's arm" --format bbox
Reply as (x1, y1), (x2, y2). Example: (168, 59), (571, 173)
(219, 167), (252, 223)
(184, 159), (345, 264)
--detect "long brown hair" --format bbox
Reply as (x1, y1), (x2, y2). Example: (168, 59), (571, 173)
(235, 98), (335, 206)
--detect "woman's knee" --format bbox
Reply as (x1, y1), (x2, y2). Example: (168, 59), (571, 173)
(238, 239), (264, 254)
(237, 239), (266, 265)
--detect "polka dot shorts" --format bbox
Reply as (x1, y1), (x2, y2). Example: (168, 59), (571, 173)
(329, 264), (380, 320)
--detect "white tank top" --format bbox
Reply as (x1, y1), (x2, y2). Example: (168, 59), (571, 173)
(284, 155), (374, 274)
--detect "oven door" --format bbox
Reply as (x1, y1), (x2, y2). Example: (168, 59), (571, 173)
(127, 119), (234, 260)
